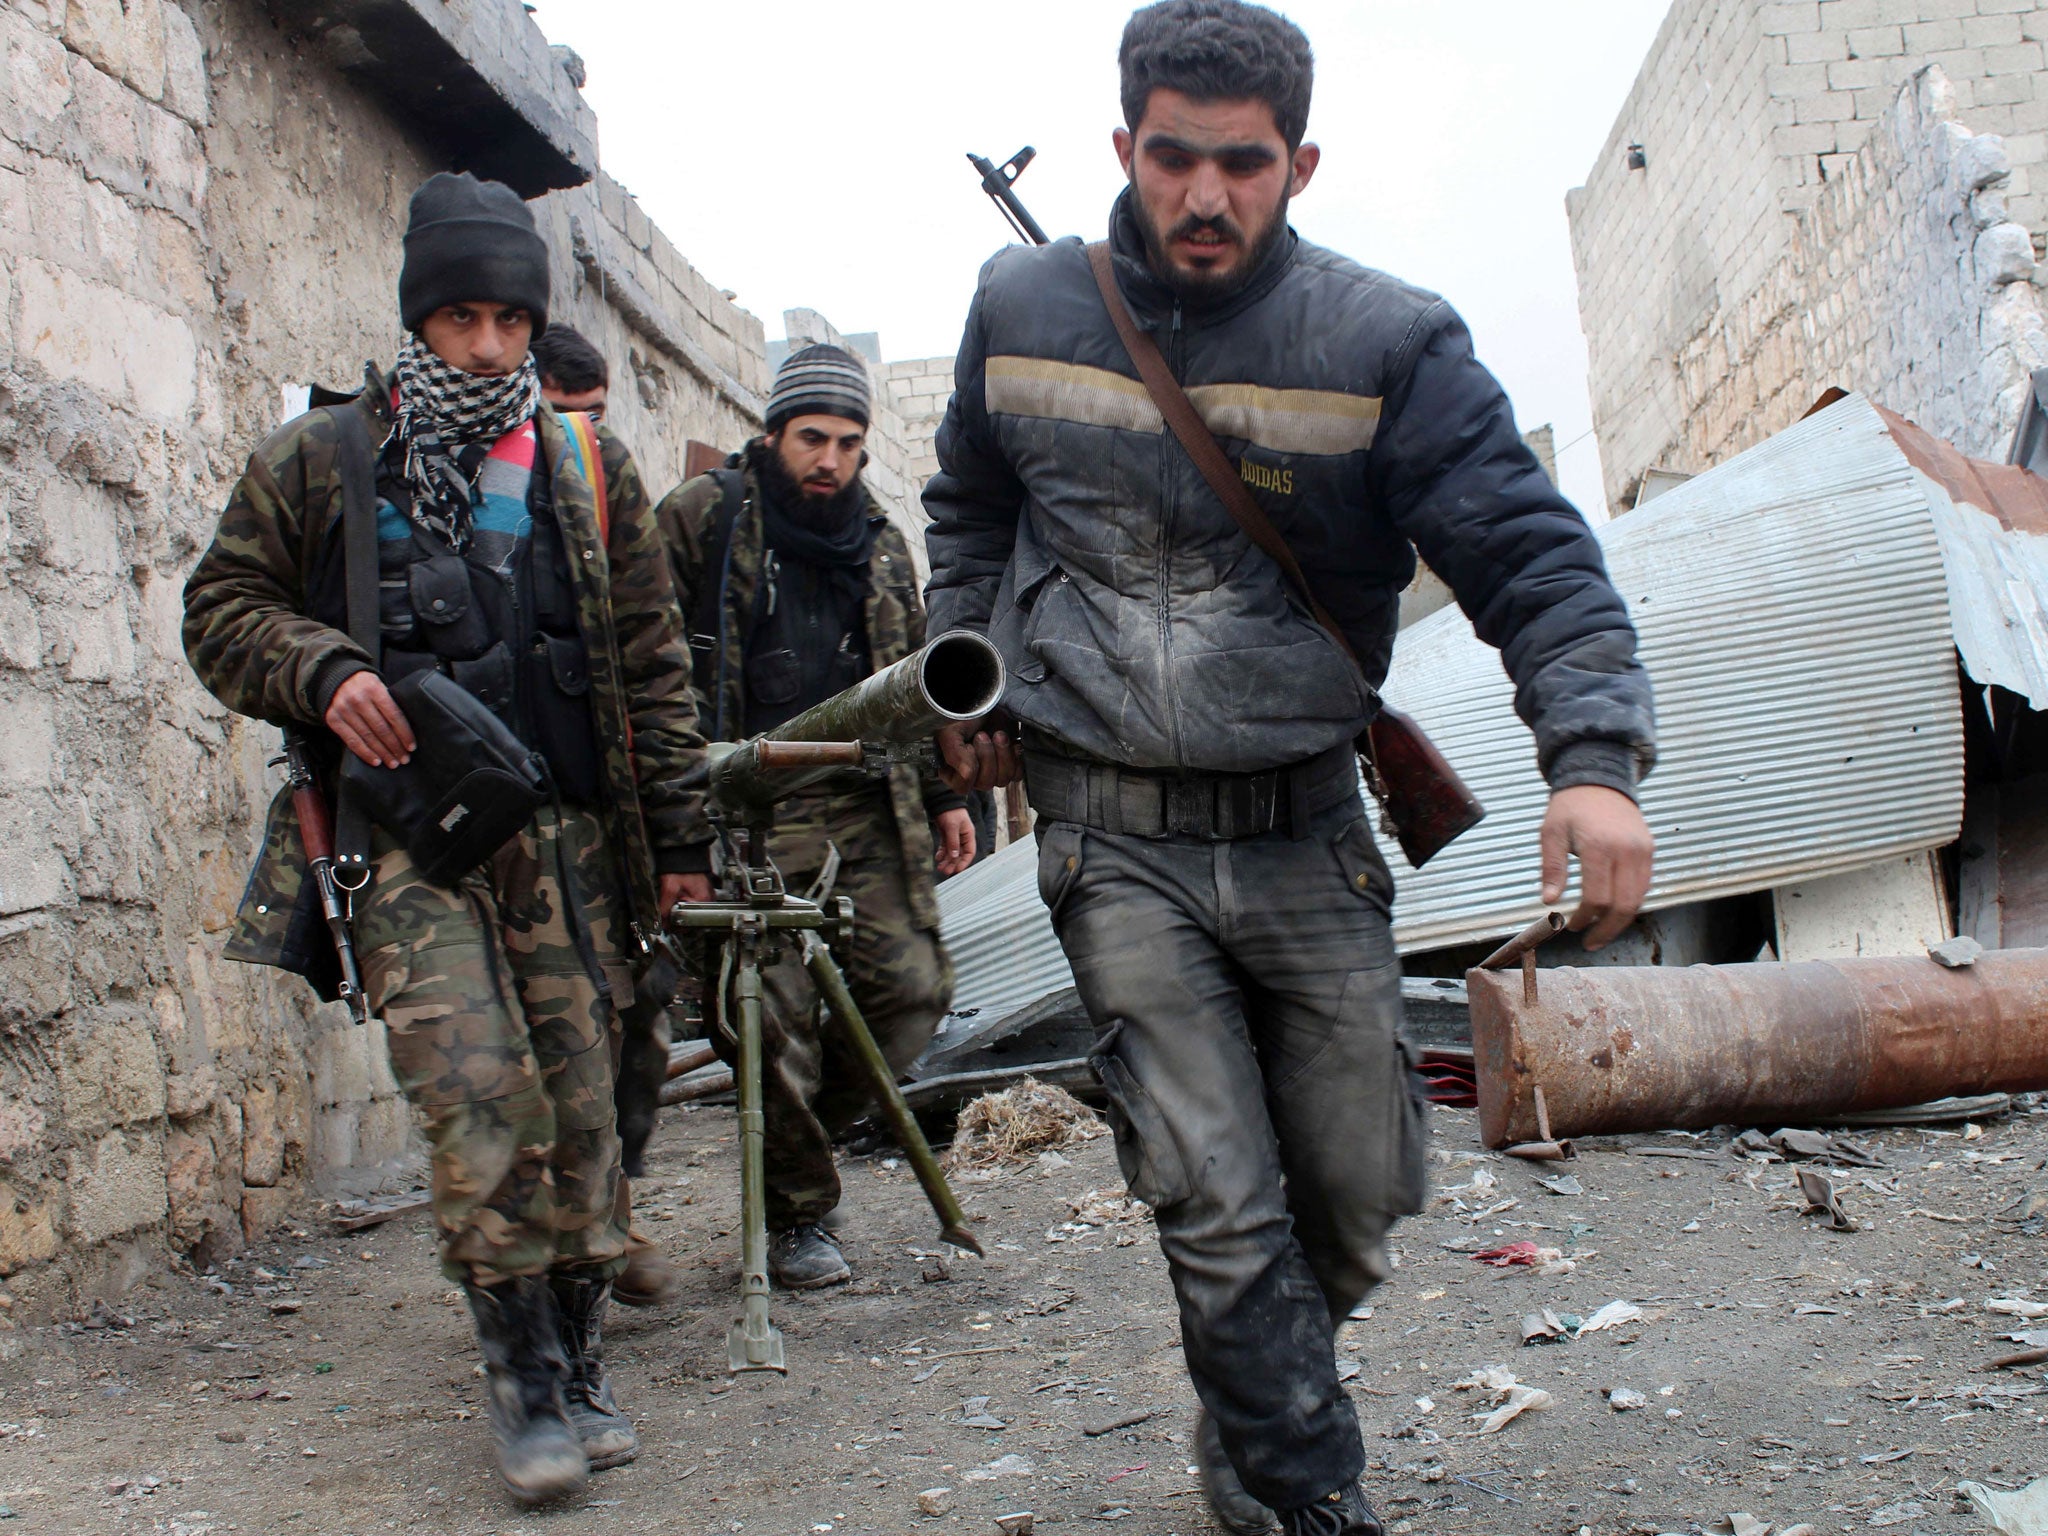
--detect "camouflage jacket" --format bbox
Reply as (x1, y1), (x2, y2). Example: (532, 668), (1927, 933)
(654, 452), (949, 929)
(184, 379), (705, 968)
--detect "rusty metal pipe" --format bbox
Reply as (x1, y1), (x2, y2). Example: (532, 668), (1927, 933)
(1469, 948), (2048, 1148)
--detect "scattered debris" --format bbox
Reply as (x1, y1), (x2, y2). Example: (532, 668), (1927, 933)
(1452, 1366), (1554, 1434)
(1826, 1094), (2012, 1127)
(330, 1191), (432, 1232)
(1577, 1299), (1645, 1335)
(1981, 1347), (2048, 1371)
(945, 1079), (1103, 1170)
(1795, 1168), (1855, 1230)
(1987, 1298), (2048, 1320)
(1930, 935), (1985, 967)
(1522, 1309), (1572, 1345)
(1712, 1515), (1770, 1536)
(1082, 1409), (1155, 1437)
(995, 1514), (1034, 1536)
(1471, 1241), (1559, 1268)
(963, 1454), (1034, 1482)
(1608, 1387), (1647, 1411)
(1961, 1476), (2048, 1536)
(959, 1396), (1007, 1430)
(1538, 1173), (1584, 1197)
(917, 1488), (954, 1517)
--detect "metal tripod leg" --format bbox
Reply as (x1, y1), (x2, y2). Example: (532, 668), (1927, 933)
(728, 923), (786, 1374)
(798, 932), (985, 1258)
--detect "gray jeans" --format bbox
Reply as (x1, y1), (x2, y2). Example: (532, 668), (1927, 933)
(1035, 798), (1426, 1510)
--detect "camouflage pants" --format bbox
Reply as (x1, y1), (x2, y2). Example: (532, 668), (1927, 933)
(743, 784), (953, 1229)
(356, 805), (633, 1285)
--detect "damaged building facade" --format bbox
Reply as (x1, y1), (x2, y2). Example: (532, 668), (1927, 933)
(0, 0), (940, 1307)
(1569, 0), (2048, 511)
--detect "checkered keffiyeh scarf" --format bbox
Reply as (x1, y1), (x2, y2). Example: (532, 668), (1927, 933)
(393, 330), (542, 549)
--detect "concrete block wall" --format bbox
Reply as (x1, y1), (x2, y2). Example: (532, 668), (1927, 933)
(1570, 0), (2048, 508)
(0, 0), (777, 1312)
(536, 169), (770, 492)
(881, 355), (957, 491)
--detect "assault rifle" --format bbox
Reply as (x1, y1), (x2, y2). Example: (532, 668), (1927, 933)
(279, 728), (369, 1024)
(963, 148), (1486, 866)
(676, 632), (1004, 1374)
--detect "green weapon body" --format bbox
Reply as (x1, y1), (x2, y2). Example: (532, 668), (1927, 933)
(676, 632), (1005, 1375)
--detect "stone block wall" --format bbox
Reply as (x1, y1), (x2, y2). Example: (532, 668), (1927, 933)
(0, 0), (773, 1311)
(1570, 0), (2048, 508)
(881, 355), (956, 491)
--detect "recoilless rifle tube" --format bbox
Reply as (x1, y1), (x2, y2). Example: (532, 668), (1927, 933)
(708, 630), (1006, 812)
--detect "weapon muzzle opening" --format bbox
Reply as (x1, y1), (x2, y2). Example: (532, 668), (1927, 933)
(920, 631), (1005, 721)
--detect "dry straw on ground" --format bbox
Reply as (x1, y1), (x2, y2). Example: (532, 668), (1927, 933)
(945, 1077), (1105, 1169)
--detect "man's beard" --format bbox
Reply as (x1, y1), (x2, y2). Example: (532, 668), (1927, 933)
(1131, 189), (1291, 304)
(753, 439), (866, 532)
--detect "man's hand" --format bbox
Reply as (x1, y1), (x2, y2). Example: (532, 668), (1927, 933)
(1539, 784), (1655, 951)
(937, 721), (1021, 794)
(933, 808), (977, 877)
(325, 671), (416, 768)
(660, 873), (714, 913)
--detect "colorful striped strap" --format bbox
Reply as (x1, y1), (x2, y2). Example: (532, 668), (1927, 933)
(559, 409), (609, 544)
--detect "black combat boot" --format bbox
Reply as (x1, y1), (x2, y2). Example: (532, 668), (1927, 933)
(1195, 1409), (1279, 1534)
(549, 1274), (639, 1469)
(1280, 1483), (1384, 1536)
(462, 1277), (589, 1504)
(769, 1223), (851, 1289)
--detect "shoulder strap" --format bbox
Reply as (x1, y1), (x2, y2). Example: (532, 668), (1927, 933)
(560, 410), (610, 543)
(1084, 241), (1362, 671)
(691, 465), (748, 740)
(331, 404), (380, 886)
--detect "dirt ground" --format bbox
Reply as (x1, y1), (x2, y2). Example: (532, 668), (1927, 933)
(3, 1093), (2047, 1536)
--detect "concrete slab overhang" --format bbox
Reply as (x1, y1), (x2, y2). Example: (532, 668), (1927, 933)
(268, 0), (597, 196)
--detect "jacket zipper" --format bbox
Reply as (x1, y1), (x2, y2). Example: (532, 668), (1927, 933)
(1160, 300), (1186, 769)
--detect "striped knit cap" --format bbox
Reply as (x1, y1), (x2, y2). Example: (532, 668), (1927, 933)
(766, 343), (871, 432)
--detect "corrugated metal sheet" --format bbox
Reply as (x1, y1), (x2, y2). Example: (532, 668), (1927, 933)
(1388, 393), (1962, 952)
(936, 834), (1072, 1021)
(940, 391), (1968, 1011)
(1868, 403), (2048, 708)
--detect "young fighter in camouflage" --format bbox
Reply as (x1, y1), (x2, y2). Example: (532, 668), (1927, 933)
(655, 345), (971, 1289)
(183, 173), (709, 1504)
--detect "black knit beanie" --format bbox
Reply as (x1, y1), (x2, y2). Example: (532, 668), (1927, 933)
(399, 172), (551, 336)
(766, 343), (872, 432)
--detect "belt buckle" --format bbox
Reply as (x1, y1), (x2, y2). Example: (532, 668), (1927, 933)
(1165, 777), (1211, 838)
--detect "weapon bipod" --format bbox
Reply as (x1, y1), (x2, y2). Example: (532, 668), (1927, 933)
(668, 821), (982, 1377)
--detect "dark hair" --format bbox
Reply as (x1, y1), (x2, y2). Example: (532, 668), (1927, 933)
(1119, 0), (1314, 150)
(530, 323), (609, 392)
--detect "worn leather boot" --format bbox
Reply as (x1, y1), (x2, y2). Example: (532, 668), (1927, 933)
(612, 1229), (679, 1308)
(1280, 1483), (1384, 1536)
(1195, 1409), (1279, 1534)
(462, 1277), (588, 1504)
(549, 1275), (639, 1470)
(769, 1224), (851, 1289)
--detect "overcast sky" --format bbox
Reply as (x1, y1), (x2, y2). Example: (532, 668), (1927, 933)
(535, 2), (1669, 518)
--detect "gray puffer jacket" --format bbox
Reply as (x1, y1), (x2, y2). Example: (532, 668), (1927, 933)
(923, 192), (1655, 793)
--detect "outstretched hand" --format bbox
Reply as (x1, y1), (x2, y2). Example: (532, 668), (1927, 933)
(937, 721), (1021, 794)
(1538, 785), (1655, 951)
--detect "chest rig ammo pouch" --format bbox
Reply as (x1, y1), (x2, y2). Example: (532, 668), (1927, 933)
(329, 411), (553, 889)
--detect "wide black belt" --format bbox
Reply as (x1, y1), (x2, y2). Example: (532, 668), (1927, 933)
(1022, 741), (1360, 841)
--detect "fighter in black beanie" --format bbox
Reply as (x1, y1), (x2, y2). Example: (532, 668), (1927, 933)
(400, 171), (552, 336)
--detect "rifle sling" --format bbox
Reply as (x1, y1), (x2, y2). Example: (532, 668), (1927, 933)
(331, 404), (380, 886)
(1083, 240), (1367, 675)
